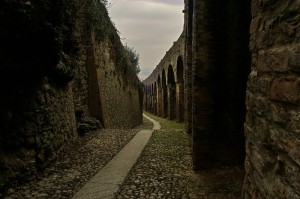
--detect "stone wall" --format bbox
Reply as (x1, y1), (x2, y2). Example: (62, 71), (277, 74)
(0, 0), (79, 180)
(0, 0), (142, 185)
(94, 36), (143, 128)
(243, 1), (300, 198)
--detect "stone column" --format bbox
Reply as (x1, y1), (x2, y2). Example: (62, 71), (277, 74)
(168, 84), (176, 120)
(162, 85), (168, 118)
(176, 82), (184, 122)
(184, 0), (193, 134)
(157, 85), (162, 116)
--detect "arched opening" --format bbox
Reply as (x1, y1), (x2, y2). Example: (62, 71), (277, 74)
(176, 56), (184, 122)
(151, 83), (155, 114)
(143, 84), (147, 112)
(148, 85), (151, 112)
(167, 65), (176, 120)
(153, 82), (157, 115)
(161, 69), (168, 118)
(144, 85), (147, 111)
(157, 76), (162, 117)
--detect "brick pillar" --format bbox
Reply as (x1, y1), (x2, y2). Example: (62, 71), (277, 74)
(176, 83), (184, 122)
(162, 85), (168, 118)
(143, 86), (148, 112)
(157, 85), (162, 116)
(191, 0), (216, 170)
(184, 0), (193, 134)
(153, 84), (157, 115)
(168, 83), (176, 120)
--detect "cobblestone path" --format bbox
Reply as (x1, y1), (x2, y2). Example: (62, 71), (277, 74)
(116, 112), (244, 199)
(1, 119), (152, 199)
(1, 113), (244, 199)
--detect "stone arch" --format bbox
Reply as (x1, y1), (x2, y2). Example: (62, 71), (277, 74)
(161, 69), (168, 118)
(167, 65), (176, 120)
(157, 75), (162, 116)
(176, 56), (184, 122)
(153, 82), (157, 115)
(143, 84), (147, 112)
(145, 84), (150, 112)
(148, 84), (151, 113)
(151, 83), (155, 114)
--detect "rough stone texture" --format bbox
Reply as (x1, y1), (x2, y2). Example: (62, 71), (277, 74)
(94, 37), (143, 128)
(0, 0), (142, 189)
(243, 0), (300, 198)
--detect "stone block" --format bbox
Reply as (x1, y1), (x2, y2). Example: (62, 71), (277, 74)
(268, 127), (300, 166)
(250, 16), (261, 34)
(251, 0), (260, 16)
(245, 111), (255, 128)
(255, 119), (269, 141)
(287, 109), (300, 133)
(289, 46), (300, 72)
(280, 135), (300, 166)
(269, 78), (300, 104)
(259, 144), (278, 166)
(257, 47), (289, 72)
(246, 92), (270, 118)
(273, 176), (300, 199)
(284, 160), (300, 195)
(270, 103), (288, 126)
(247, 71), (271, 94)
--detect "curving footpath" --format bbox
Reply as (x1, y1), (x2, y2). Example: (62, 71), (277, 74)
(72, 114), (160, 199)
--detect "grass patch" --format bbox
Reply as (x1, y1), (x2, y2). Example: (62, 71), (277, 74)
(143, 111), (184, 130)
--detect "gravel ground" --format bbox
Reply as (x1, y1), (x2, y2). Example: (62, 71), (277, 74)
(1, 117), (152, 199)
(115, 113), (244, 199)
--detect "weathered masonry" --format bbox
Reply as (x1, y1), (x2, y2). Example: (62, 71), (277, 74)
(143, 0), (300, 198)
(143, 35), (185, 123)
(0, 0), (142, 184)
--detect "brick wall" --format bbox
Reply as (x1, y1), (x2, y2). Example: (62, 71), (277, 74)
(243, 1), (300, 198)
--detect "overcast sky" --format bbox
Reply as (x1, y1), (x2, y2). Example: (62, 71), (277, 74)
(107, 0), (184, 80)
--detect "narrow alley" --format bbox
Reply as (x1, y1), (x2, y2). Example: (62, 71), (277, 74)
(1, 1), (299, 198)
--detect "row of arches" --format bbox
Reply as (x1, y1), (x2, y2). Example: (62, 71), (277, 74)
(144, 56), (184, 123)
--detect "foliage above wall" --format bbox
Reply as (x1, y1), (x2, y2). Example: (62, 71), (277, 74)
(84, 0), (142, 86)
(125, 45), (141, 75)
(0, 0), (78, 88)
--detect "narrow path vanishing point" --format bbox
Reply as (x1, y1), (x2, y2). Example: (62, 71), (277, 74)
(72, 114), (161, 199)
